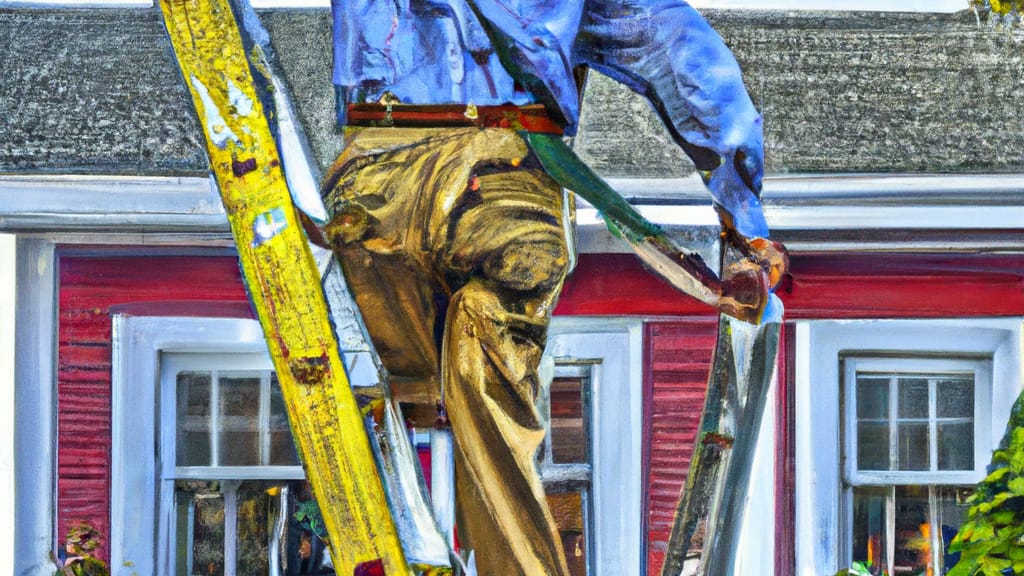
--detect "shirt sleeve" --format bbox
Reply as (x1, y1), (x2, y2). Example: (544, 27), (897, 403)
(575, 0), (769, 238)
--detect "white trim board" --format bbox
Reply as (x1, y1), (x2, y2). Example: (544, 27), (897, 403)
(12, 239), (58, 576)
(545, 317), (645, 575)
(0, 235), (16, 575)
(110, 315), (269, 575)
(2, 173), (1022, 253)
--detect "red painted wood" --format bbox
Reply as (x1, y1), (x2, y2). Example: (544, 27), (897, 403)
(53, 248), (1024, 567)
(642, 319), (718, 575)
(775, 324), (796, 576)
(556, 254), (709, 317)
(557, 253), (1024, 319)
(56, 253), (250, 562)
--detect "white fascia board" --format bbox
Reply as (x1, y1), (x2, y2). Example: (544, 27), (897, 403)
(2, 173), (1023, 251)
(0, 175), (226, 232)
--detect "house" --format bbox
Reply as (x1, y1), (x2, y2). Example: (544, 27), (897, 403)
(3, 2), (1024, 575)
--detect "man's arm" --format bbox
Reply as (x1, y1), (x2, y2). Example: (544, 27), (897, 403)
(575, 0), (771, 245)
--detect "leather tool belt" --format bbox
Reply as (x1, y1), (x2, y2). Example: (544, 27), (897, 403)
(346, 102), (564, 135)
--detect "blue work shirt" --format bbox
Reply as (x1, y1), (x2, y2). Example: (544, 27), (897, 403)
(332, 0), (769, 238)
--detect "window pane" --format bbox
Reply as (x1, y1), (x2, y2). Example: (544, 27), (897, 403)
(893, 485), (933, 576)
(936, 487), (971, 571)
(236, 482), (271, 576)
(851, 486), (970, 576)
(546, 490), (588, 576)
(177, 372), (212, 466)
(857, 377), (890, 419)
(851, 486), (889, 576)
(937, 378), (974, 419)
(897, 422), (929, 471)
(177, 482), (226, 576)
(269, 374), (299, 466)
(219, 375), (261, 466)
(897, 378), (929, 419)
(550, 377), (588, 464)
(937, 422), (974, 471)
(175, 480), (327, 575)
(857, 422), (890, 471)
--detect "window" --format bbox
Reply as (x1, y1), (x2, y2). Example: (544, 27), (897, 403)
(842, 357), (991, 576)
(795, 320), (1021, 575)
(113, 315), (643, 574)
(111, 316), (327, 575)
(539, 363), (595, 576)
(159, 354), (335, 576)
(543, 318), (644, 574)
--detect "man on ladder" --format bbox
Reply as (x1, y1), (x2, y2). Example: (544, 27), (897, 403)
(321, 1), (786, 574)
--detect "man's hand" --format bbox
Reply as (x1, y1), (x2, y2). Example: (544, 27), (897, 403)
(718, 258), (770, 324)
(745, 236), (789, 291)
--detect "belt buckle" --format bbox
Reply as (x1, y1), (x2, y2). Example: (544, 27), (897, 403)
(377, 92), (401, 128)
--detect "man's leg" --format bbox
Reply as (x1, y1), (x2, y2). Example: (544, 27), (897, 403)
(441, 167), (572, 576)
(324, 127), (573, 574)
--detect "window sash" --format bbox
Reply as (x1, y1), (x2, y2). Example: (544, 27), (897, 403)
(843, 357), (991, 486)
(539, 362), (595, 485)
(842, 484), (969, 576)
(161, 353), (306, 576)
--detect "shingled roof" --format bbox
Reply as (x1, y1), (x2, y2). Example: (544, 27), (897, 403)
(1, 8), (1021, 177)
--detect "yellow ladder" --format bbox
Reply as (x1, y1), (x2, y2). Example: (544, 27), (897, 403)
(159, 1), (412, 573)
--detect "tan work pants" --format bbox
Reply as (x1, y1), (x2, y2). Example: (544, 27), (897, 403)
(322, 127), (572, 576)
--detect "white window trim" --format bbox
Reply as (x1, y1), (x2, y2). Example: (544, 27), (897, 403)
(538, 361), (595, 485)
(113, 314), (645, 575)
(0, 235), (14, 572)
(544, 317), (644, 576)
(12, 238), (58, 576)
(795, 318), (1023, 575)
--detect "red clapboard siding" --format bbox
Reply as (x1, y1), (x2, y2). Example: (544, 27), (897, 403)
(557, 253), (1024, 319)
(56, 253), (250, 562)
(643, 320), (718, 575)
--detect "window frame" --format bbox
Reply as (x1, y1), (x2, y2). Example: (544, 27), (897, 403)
(159, 353), (304, 481)
(544, 317), (645, 575)
(112, 314), (644, 575)
(839, 355), (993, 575)
(110, 315), (271, 576)
(794, 319), (1022, 575)
(539, 361), (595, 486)
(843, 356), (992, 487)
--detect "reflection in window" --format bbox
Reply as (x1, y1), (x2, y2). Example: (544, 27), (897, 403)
(853, 373), (974, 474)
(173, 480), (333, 576)
(175, 371), (298, 468)
(851, 485), (970, 576)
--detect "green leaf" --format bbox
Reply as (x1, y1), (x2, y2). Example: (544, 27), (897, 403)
(981, 556), (1012, 575)
(972, 523), (997, 543)
(992, 511), (1017, 525)
(1008, 545), (1024, 561)
(986, 467), (1011, 484)
(1009, 477), (1024, 495)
